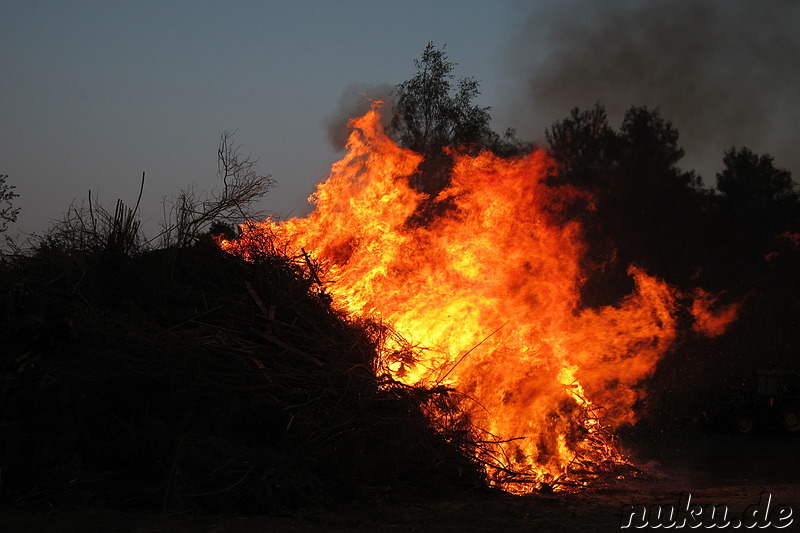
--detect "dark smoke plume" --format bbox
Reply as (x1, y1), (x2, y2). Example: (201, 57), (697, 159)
(503, 0), (800, 183)
(325, 83), (395, 152)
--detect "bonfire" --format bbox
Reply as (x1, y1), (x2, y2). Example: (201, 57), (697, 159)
(221, 103), (738, 493)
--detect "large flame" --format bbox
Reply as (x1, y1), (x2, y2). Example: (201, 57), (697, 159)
(221, 104), (732, 491)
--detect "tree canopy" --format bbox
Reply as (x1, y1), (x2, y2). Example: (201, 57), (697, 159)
(716, 147), (797, 209)
(545, 104), (707, 303)
(545, 103), (800, 418)
(388, 43), (527, 203)
(389, 42), (494, 156)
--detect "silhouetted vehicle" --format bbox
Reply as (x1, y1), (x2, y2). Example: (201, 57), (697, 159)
(720, 370), (800, 435)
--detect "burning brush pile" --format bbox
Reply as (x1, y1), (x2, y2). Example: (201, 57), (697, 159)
(1, 103), (743, 512)
(220, 104), (739, 493)
(0, 233), (482, 511)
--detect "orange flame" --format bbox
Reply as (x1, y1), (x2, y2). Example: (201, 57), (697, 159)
(690, 288), (741, 338)
(221, 103), (734, 491)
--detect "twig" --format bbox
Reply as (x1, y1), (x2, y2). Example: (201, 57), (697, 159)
(254, 331), (325, 366)
(436, 320), (508, 384)
(192, 466), (254, 497)
(300, 248), (325, 288)
(245, 281), (269, 317)
(133, 171), (145, 218)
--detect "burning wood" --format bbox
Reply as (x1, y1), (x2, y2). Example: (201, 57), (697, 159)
(220, 103), (741, 492)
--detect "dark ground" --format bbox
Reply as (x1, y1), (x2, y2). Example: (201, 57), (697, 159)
(3, 427), (798, 532)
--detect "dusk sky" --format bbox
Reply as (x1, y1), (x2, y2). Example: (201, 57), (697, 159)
(3, 1), (798, 239)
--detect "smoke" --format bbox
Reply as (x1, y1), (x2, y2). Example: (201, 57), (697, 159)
(325, 83), (395, 152)
(503, 0), (800, 183)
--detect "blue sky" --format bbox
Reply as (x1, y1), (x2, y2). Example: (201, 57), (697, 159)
(2, 1), (513, 236)
(2, 1), (798, 238)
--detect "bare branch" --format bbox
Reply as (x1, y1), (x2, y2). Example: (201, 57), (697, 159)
(158, 131), (275, 247)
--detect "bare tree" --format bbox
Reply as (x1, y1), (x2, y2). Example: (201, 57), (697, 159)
(159, 131), (276, 247)
(28, 132), (273, 255)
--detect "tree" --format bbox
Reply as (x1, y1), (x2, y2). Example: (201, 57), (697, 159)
(545, 103), (617, 189)
(545, 105), (629, 304)
(390, 42), (494, 156)
(612, 107), (701, 252)
(617, 106), (700, 193)
(0, 174), (20, 235)
(716, 147), (797, 211)
(40, 131), (274, 255)
(545, 105), (706, 303)
(389, 43), (528, 201)
(546, 104), (699, 198)
(159, 131), (276, 247)
(708, 147), (799, 280)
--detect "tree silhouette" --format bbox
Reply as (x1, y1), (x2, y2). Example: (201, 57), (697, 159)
(546, 105), (705, 304)
(545, 103), (616, 190)
(0, 174), (20, 235)
(390, 44), (488, 155)
(612, 106), (703, 278)
(159, 131), (276, 247)
(543, 103), (800, 429)
(389, 43), (528, 205)
(717, 147), (797, 213)
(703, 147), (800, 285)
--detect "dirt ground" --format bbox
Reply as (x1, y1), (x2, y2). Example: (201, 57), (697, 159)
(3, 428), (799, 532)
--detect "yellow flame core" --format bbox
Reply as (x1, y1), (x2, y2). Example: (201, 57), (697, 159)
(222, 105), (733, 491)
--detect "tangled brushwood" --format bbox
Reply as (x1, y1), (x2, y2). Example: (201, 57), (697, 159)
(0, 227), (483, 512)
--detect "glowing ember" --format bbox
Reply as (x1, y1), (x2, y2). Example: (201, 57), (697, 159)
(221, 103), (735, 492)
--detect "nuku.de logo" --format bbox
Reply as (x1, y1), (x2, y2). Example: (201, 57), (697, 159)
(620, 491), (793, 529)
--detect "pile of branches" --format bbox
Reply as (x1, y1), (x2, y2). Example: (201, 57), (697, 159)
(0, 230), (483, 512)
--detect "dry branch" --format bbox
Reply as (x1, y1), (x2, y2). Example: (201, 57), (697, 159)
(0, 236), (482, 512)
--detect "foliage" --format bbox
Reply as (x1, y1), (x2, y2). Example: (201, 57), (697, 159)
(717, 146), (797, 208)
(545, 103), (617, 189)
(0, 174), (20, 235)
(617, 106), (696, 188)
(546, 104), (705, 304)
(389, 43), (529, 218)
(34, 131), (274, 258)
(546, 104), (699, 192)
(389, 43), (495, 156)
(546, 103), (800, 435)
(705, 147), (800, 284)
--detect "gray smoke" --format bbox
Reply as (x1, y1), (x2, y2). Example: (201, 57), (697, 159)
(325, 83), (395, 152)
(502, 0), (800, 184)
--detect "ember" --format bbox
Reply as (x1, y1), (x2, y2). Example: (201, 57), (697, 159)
(221, 103), (736, 492)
